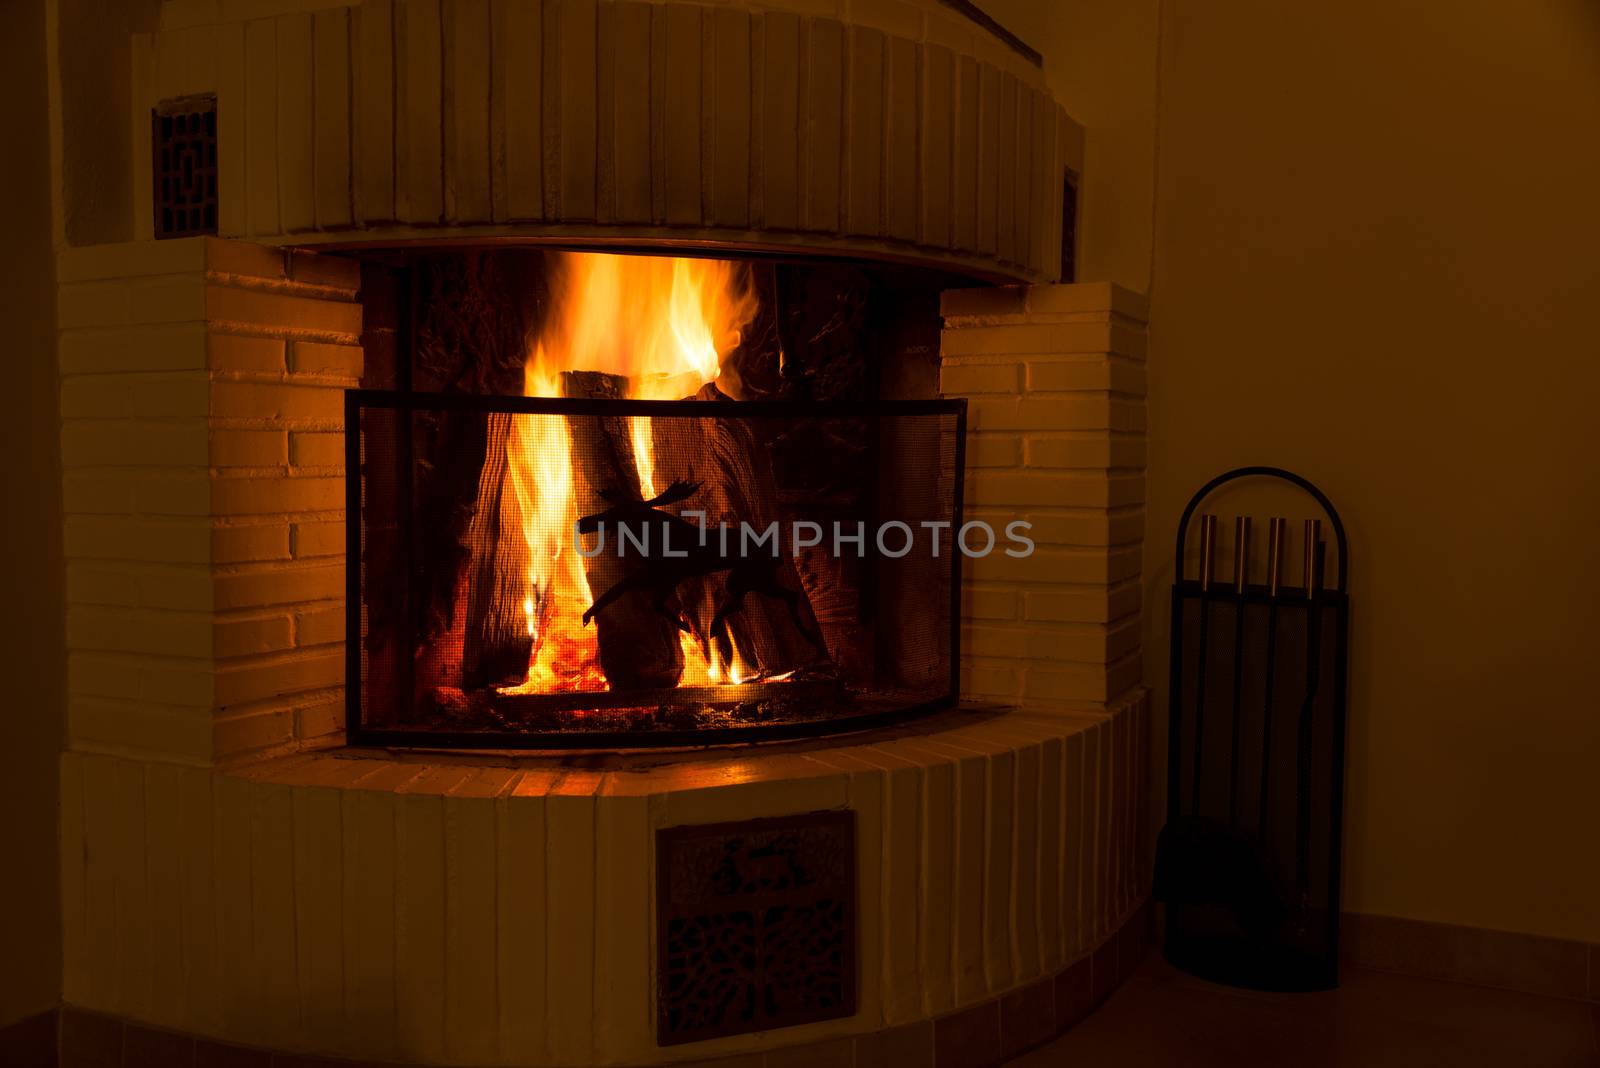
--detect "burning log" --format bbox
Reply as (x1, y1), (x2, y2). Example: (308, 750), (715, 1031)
(642, 383), (832, 680)
(561, 370), (686, 690)
(460, 412), (534, 690)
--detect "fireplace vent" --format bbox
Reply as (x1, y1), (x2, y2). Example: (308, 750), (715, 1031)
(657, 811), (857, 1045)
(151, 95), (218, 240)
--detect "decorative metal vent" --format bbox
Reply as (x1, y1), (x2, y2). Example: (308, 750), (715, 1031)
(657, 810), (856, 1045)
(152, 95), (218, 239)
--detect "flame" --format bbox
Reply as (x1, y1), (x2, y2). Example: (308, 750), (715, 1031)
(501, 252), (758, 693)
(531, 253), (755, 395)
(504, 349), (607, 692)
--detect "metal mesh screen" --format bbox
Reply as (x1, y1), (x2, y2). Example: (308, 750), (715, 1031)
(349, 391), (965, 747)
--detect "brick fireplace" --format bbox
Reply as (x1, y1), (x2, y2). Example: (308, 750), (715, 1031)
(53, 1), (1151, 1065)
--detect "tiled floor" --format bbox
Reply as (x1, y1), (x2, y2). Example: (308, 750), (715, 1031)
(1008, 954), (1600, 1067)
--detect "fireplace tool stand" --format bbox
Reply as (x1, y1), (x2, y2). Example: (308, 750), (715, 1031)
(1155, 466), (1350, 991)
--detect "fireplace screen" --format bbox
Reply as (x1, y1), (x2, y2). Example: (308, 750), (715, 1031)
(347, 390), (965, 747)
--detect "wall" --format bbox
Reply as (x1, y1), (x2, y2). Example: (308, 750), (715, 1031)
(0, 0), (64, 1028)
(973, 0), (1160, 293)
(984, 0), (1600, 942)
(1143, 0), (1600, 943)
(56, 0), (162, 244)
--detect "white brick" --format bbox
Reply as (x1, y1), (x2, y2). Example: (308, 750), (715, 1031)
(215, 649), (344, 707)
(287, 249), (361, 291)
(294, 605), (345, 647)
(66, 564), (140, 606)
(137, 660), (216, 707)
(291, 521), (344, 558)
(967, 395), (1142, 433)
(940, 286), (1026, 319)
(64, 517), (210, 563)
(210, 381), (344, 422)
(129, 276), (207, 323)
(62, 421), (209, 467)
(943, 321), (1117, 357)
(204, 238), (287, 282)
(206, 286), (361, 339)
(67, 606), (214, 657)
(965, 436), (1023, 467)
(58, 323), (207, 374)
(68, 653), (136, 699)
(61, 373), (209, 419)
(133, 473), (212, 516)
(289, 341), (362, 378)
(964, 623), (1120, 664)
(135, 566), (215, 611)
(213, 614), (296, 658)
(966, 546), (1141, 586)
(1025, 358), (1144, 395)
(212, 707), (294, 758)
(1023, 434), (1145, 470)
(965, 472), (1143, 509)
(1023, 282), (1147, 321)
(960, 659), (1022, 699)
(207, 334), (285, 373)
(961, 586), (1017, 621)
(62, 474), (137, 514)
(211, 477), (344, 516)
(938, 361), (1022, 394)
(211, 429), (289, 467)
(67, 698), (212, 763)
(58, 238), (207, 283)
(58, 281), (132, 328)
(294, 697), (345, 741)
(212, 523), (293, 564)
(1023, 583), (1141, 625)
(213, 563), (343, 610)
(1024, 654), (1141, 704)
(1020, 510), (1143, 548)
(289, 431), (344, 468)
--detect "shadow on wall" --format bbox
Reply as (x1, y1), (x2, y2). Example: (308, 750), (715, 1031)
(0, 0), (65, 1029)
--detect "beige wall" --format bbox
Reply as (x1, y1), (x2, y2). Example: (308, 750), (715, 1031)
(0, 0), (64, 1027)
(995, 0), (1600, 942)
(1146, 0), (1600, 942)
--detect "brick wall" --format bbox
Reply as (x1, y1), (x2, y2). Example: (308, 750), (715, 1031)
(58, 237), (361, 765)
(939, 282), (1148, 708)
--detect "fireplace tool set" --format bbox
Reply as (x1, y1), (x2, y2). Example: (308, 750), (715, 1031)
(1155, 466), (1350, 991)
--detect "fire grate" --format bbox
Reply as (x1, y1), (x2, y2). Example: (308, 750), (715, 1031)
(152, 95), (218, 239)
(656, 811), (856, 1045)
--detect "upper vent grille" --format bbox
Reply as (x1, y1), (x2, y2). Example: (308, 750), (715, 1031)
(153, 95), (218, 240)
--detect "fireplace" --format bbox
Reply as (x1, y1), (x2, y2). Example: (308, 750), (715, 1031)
(50, 1), (1154, 1065)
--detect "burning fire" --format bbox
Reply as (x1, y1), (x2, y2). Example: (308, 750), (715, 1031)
(501, 252), (759, 693)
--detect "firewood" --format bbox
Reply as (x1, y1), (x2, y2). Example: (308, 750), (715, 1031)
(561, 370), (687, 690)
(461, 412), (536, 689)
(643, 383), (833, 680)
